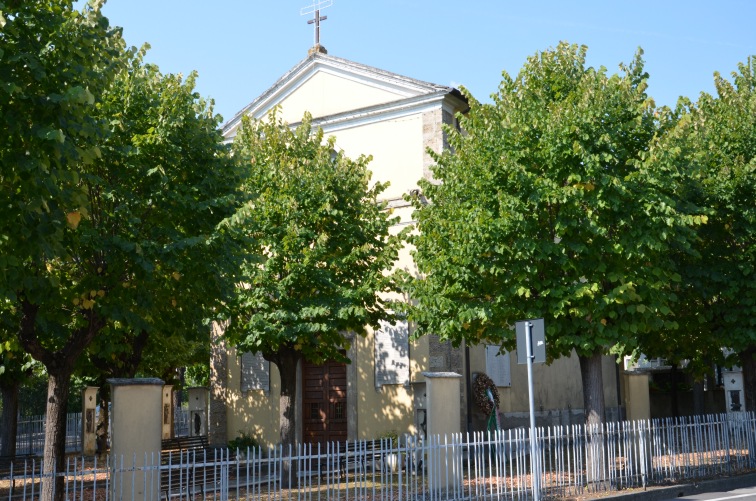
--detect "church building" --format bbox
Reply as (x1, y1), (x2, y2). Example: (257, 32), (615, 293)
(208, 41), (622, 448)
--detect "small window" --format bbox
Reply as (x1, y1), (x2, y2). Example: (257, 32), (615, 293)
(485, 345), (512, 387)
(241, 352), (270, 393)
(334, 402), (345, 420)
(375, 318), (410, 388)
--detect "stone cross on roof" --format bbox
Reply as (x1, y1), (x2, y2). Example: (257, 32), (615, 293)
(301, 0), (333, 48)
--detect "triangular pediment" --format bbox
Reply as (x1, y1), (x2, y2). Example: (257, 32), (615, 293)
(222, 52), (456, 138)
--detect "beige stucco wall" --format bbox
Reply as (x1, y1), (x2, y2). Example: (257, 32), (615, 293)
(225, 348), (281, 448)
(468, 345), (620, 423)
(324, 116), (425, 200)
(224, 330), (429, 447)
(352, 322), (432, 441)
(277, 71), (406, 125)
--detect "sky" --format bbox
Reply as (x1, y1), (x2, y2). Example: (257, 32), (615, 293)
(91, 0), (755, 124)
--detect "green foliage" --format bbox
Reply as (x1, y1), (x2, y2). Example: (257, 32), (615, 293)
(228, 430), (261, 451)
(376, 429), (399, 447)
(72, 49), (241, 382)
(0, 0), (244, 471)
(677, 59), (755, 356)
(224, 109), (406, 365)
(641, 57), (756, 385)
(406, 43), (697, 422)
(185, 361), (210, 388)
(0, 0), (125, 299)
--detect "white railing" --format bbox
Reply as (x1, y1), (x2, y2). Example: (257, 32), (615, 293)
(1, 412), (754, 501)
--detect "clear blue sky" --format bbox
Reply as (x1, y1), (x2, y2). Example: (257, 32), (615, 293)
(92, 0), (755, 123)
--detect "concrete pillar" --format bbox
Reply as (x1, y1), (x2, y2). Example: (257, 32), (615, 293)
(162, 385), (174, 439)
(724, 370), (744, 413)
(81, 386), (98, 455)
(108, 378), (163, 501)
(622, 372), (650, 422)
(423, 372), (463, 492)
(188, 387), (209, 437)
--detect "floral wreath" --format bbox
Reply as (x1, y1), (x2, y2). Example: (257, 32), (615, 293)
(473, 372), (500, 416)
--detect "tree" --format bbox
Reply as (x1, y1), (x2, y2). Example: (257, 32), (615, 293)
(1, 3), (240, 498)
(664, 58), (755, 409)
(1, 3), (123, 496)
(406, 42), (695, 425)
(224, 110), (405, 484)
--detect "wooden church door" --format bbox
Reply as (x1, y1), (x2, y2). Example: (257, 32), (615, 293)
(302, 359), (347, 445)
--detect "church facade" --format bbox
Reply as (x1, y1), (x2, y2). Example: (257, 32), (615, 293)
(208, 48), (622, 448)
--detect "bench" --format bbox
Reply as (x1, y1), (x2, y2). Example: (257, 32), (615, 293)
(160, 436), (226, 500)
(339, 440), (386, 477)
(161, 435), (208, 454)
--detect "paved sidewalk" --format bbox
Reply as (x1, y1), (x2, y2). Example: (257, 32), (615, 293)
(563, 472), (756, 501)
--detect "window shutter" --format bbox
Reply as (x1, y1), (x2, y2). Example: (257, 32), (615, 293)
(374, 319), (410, 387)
(241, 352), (270, 393)
(486, 345), (511, 387)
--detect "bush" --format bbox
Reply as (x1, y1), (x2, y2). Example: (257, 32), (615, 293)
(377, 429), (399, 448)
(228, 431), (260, 451)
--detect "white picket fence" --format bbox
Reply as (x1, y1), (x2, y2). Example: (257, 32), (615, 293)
(1, 412), (754, 501)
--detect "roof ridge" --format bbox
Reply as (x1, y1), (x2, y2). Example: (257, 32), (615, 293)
(221, 52), (460, 134)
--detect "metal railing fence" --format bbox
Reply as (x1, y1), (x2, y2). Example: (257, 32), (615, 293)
(1, 412), (754, 501)
(5, 408), (192, 456)
(9, 413), (83, 456)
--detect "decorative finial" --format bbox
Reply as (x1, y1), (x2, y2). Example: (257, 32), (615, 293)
(301, 0), (333, 50)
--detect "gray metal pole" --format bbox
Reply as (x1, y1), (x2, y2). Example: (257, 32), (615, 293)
(525, 321), (541, 501)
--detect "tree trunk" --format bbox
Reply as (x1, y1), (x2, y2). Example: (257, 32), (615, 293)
(18, 299), (104, 501)
(41, 369), (73, 501)
(0, 381), (20, 457)
(739, 346), (756, 413)
(578, 349), (606, 425)
(578, 348), (606, 485)
(272, 350), (301, 489)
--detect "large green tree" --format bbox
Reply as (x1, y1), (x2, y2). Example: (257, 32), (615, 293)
(1, 3), (123, 495)
(224, 111), (405, 483)
(1, 2), (240, 498)
(660, 58), (755, 409)
(406, 43), (695, 425)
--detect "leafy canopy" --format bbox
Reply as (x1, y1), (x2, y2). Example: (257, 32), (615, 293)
(649, 58), (756, 370)
(407, 42), (696, 361)
(225, 110), (405, 364)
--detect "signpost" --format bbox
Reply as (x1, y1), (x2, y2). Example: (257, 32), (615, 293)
(516, 318), (545, 501)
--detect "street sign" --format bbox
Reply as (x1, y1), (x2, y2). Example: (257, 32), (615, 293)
(516, 318), (546, 364)
(515, 317), (546, 501)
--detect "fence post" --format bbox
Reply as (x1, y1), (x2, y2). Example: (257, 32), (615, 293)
(162, 385), (174, 440)
(108, 378), (163, 500)
(82, 387), (99, 455)
(422, 371), (463, 494)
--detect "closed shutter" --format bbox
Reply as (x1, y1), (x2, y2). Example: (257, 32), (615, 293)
(240, 352), (270, 393)
(374, 319), (410, 387)
(485, 345), (511, 387)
